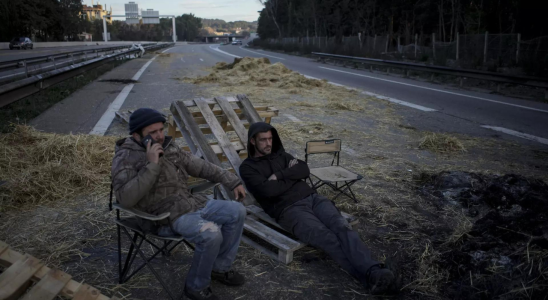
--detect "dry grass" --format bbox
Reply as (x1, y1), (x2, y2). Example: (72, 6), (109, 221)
(419, 132), (467, 154)
(0, 125), (117, 210)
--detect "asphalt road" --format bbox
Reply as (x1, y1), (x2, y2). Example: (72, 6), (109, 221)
(29, 42), (548, 148)
(202, 42), (548, 144)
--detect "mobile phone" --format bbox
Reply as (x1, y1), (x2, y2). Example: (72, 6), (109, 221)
(142, 135), (163, 157)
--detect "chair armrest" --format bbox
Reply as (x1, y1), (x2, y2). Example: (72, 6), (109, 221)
(112, 203), (170, 221)
(189, 181), (220, 194)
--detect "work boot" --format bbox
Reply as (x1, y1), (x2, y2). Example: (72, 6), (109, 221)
(211, 270), (245, 286)
(184, 286), (219, 300)
(369, 268), (396, 295)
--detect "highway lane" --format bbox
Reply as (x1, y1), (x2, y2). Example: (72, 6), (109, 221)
(203, 43), (548, 144)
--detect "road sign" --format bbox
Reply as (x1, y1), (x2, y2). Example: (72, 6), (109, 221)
(142, 9), (159, 24)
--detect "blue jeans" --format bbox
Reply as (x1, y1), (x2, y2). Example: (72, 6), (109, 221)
(170, 200), (246, 291)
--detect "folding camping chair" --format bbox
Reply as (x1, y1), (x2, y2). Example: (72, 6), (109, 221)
(109, 181), (219, 300)
(305, 139), (363, 203)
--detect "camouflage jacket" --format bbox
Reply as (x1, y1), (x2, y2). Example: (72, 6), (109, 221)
(111, 136), (241, 223)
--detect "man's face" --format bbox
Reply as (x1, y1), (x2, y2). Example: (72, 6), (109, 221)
(251, 131), (273, 157)
(133, 122), (165, 145)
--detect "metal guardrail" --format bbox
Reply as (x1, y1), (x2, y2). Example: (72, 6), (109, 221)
(0, 43), (173, 108)
(0, 43), (156, 74)
(312, 52), (548, 91)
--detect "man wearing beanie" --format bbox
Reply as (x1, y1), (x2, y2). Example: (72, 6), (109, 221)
(112, 108), (247, 300)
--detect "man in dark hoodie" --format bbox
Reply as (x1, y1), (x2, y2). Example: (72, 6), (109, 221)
(112, 108), (248, 300)
(239, 122), (396, 295)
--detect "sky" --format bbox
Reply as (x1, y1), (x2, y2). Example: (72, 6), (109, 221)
(85, 0), (264, 22)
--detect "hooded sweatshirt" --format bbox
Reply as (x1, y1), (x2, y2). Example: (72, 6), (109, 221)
(111, 136), (241, 224)
(239, 122), (315, 220)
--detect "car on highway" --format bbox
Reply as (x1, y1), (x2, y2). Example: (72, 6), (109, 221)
(9, 37), (33, 50)
(231, 40), (242, 45)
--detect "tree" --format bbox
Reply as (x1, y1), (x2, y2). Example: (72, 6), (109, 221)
(175, 14), (202, 41)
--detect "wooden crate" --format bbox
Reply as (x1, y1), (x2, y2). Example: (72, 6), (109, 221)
(0, 240), (119, 300)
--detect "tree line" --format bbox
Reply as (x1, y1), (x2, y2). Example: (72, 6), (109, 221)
(257, 0), (545, 42)
(0, 0), (204, 42)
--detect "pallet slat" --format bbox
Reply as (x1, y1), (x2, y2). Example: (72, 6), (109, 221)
(21, 269), (72, 300)
(236, 94), (262, 123)
(72, 284), (101, 300)
(243, 218), (303, 251)
(0, 246), (111, 300)
(215, 96), (249, 147)
(171, 100), (233, 200)
(0, 255), (43, 299)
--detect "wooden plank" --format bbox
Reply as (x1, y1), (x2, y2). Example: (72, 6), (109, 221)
(236, 94), (262, 123)
(243, 218), (303, 251)
(240, 236), (278, 262)
(171, 101), (222, 165)
(193, 111), (277, 126)
(183, 96), (238, 107)
(170, 104), (198, 155)
(21, 269), (72, 300)
(195, 98), (244, 174)
(195, 98), (254, 204)
(0, 255), (43, 299)
(172, 100), (232, 200)
(215, 96), (249, 147)
(73, 284), (101, 300)
(0, 248), (110, 300)
(190, 106), (270, 117)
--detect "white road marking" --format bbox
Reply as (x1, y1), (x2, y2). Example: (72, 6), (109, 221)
(209, 45), (241, 58)
(89, 84), (134, 135)
(239, 46), (285, 60)
(481, 126), (548, 145)
(161, 47), (171, 53)
(132, 55), (158, 81)
(362, 91), (438, 112)
(200, 58), (204, 61)
(283, 114), (302, 122)
(304, 75), (437, 112)
(181, 58), (185, 63)
(319, 66), (548, 114)
(90, 54), (159, 135)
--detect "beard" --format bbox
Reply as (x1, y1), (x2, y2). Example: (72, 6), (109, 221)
(256, 146), (272, 156)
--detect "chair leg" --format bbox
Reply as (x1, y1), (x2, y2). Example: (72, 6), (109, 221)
(117, 224), (122, 283)
(123, 228), (179, 300)
(121, 232), (144, 283)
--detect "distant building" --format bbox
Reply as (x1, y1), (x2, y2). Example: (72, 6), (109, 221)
(125, 2), (140, 24)
(81, 0), (112, 24)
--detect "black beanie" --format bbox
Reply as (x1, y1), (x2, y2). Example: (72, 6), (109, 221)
(129, 108), (166, 134)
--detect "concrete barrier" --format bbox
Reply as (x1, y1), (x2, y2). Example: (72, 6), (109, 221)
(0, 41), (158, 50)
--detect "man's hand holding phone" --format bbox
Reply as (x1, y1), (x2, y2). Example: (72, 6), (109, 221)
(145, 137), (164, 164)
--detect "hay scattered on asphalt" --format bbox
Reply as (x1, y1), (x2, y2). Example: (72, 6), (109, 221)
(191, 57), (328, 89)
(325, 99), (363, 111)
(419, 132), (466, 154)
(0, 125), (117, 210)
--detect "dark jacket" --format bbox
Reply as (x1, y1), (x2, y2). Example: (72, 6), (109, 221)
(239, 122), (315, 220)
(112, 136), (241, 224)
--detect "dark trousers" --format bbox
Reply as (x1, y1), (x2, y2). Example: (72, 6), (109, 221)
(278, 193), (379, 285)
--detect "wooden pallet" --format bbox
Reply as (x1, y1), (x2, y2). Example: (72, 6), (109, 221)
(0, 240), (119, 300)
(169, 95), (358, 265)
